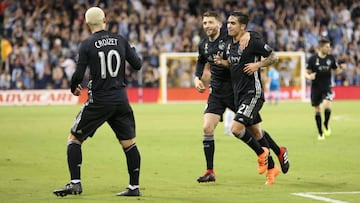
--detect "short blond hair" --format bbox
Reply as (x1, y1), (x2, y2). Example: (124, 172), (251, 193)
(85, 7), (105, 25)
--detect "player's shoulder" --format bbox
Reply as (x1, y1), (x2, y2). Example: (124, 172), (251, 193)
(308, 54), (317, 61)
(326, 54), (336, 60)
(198, 37), (207, 46)
(248, 36), (272, 53)
(248, 30), (263, 41)
(106, 31), (127, 42)
(222, 36), (232, 47)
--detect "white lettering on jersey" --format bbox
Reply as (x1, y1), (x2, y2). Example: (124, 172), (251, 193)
(95, 38), (118, 48)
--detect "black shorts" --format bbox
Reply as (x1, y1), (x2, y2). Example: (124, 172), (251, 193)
(71, 102), (136, 141)
(311, 88), (334, 106)
(250, 112), (262, 126)
(204, 93), (235, 121)
(234, 94), (264, 127)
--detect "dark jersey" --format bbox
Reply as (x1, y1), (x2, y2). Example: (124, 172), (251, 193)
(71, 30), (142, 104)
(225, 35), (273, 105)
(195, 31), (232, 97)
(306, 54), (338, 91)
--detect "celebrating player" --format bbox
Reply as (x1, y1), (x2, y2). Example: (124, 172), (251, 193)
(53, 7), (142, 197)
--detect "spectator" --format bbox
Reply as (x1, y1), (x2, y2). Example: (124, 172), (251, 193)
(0, 69), (11, 89)
(0, 0), (360, 90)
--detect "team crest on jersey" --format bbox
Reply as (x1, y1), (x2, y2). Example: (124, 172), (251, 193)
(326, 59), (332, 66)
(204, 43), (209, 54)
(218, 40), (225, 50)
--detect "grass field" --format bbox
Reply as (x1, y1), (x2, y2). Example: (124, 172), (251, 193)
(1, 101), (360, 203)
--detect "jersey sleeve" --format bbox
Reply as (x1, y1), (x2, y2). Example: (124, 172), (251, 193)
(306, 55), (316, 72)
(249, 30), (263, 41)
(251, 37), (273, 58)
(330, 55), (338, 70)
(71, 41), (88, 93)
(125, 39), (142, 70)
(195, 41), (206, 79)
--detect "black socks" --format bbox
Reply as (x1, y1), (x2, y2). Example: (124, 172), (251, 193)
(67, 141), (82, 180)
(263, 130), (280, 155)
(203, 136), (215, 170)
(315, 112), (322, 134)
(124, 143), (141, 186)
(324, 108), (331, 129)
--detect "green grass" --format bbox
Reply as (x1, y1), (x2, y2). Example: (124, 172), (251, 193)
(0, 101), (360, 203)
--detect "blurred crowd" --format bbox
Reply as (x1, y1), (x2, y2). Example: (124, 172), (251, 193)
(0, 0), (360, 90)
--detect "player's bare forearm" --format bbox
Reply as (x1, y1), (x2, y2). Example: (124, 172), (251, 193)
(258, 52), (278, 67)
(244, 52), (277, 75)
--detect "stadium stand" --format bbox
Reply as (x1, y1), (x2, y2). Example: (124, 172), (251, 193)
(1, 0), (360, 89)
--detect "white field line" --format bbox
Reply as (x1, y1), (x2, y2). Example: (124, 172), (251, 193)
(292, 191), (360, 203)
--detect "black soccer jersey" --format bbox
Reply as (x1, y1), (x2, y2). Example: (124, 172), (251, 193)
(71, 30), (142, 104)
(225, 35), (273, 104)
(195, 31), (232, 96)
(306, 54), (338, 90)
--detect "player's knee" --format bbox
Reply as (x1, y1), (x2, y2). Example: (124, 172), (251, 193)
(120, 139), (135, 148)
(231, 126), (245, 137)
(203, 124), (215, 135)
(250, 129), (262, 139)
(251, 132), (261, 139)
(67, 134), (82, 144)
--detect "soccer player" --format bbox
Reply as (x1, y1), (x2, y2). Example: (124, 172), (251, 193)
(53, 7), (142, 197)
(267, 66), (281, 105)
(195, 11), (289, 185)
(305, 38), (344, 140)
(216, 11), (281, 184)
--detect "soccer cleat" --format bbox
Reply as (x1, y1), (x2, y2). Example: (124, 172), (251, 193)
(318, 133), (325, 140)
(323, 127), (331, 136)
(278, 147), (290, 174)
(116, 187), (141, 196)
(197, 172), (216, 183)
(257, 147), (269, 174)
(53, 182), (82, 197)
(265, 165), (280, 185)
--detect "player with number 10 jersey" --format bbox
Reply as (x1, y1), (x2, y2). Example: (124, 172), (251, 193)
(71, 30), (141, 104)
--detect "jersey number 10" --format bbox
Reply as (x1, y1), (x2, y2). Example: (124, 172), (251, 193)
(98, 50), (121, 79)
